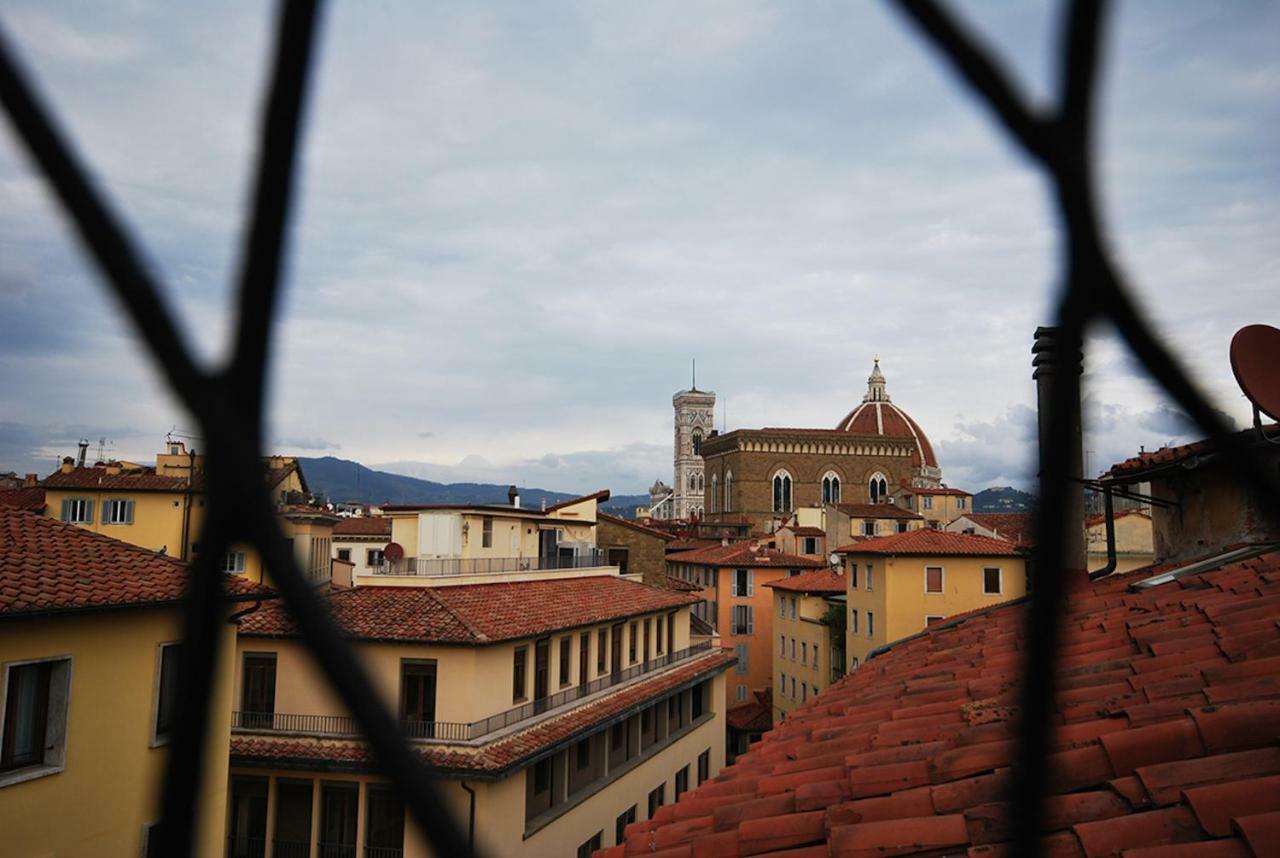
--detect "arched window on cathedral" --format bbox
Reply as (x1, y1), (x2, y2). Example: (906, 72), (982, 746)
(710, 474), (718, 513)
(691, 429), (703, 456)
(869, 473), (888, 504)
(724, 470), (733, 513)
(697, 473), (703, 492)
(772, 470), (793, 512)
(689, 473), (697, 492)
(822, 472), (841, 505)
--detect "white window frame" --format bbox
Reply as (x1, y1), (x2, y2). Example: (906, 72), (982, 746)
(925, 565), (945, 594)
(102, 497), (135, 525)
(735, 684), (748, 702)
(733, 569), (753, 598)
(60, 497), (93, 524)
(367, 548), (385, 568)
(0, 655), (73, 788)
(724, 470), (733, 513)
(923, 496), (934, 510)
(221, 550), (247, 574)
(957, 497), (966, 510)
(983, 566), (1003, 595)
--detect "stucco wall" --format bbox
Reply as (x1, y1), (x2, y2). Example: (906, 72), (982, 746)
(771, 591), (834, 720)
(596, 517), (669, 588)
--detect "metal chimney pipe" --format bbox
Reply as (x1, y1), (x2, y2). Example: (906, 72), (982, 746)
(1032, 326), (1087, 572)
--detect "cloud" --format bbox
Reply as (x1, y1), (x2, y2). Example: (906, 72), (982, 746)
(275, 436), (341, 451)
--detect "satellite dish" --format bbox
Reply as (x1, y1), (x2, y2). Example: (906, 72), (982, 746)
(1230, 324), (1280, 422)
(383, 542), (405, 562)
(828, 552), (841, 567)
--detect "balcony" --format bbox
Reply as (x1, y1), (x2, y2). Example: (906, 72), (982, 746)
(374, 548), (608, 578)
(231, 640), (714, 744)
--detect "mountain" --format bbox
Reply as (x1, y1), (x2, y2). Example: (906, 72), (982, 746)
(298, 456), (650, 516)
(973, 486), (1036, 512)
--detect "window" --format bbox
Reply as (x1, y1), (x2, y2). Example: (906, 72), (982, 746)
(577, 832), (603, 858)
(154, 643), (181, 743)
(803, 536), (818, 554)
(513, 647), (528, 702)
(801, 682), (808, 702)
(629, 622), (638, 662)
(710, 474), (718, 513)
(926, 566), (944, 593)
(789, 597), (797, 619)
(59, 497), (92, 523)
(958, 497), (966, 510)
(869, 474), (888, 503)
(790, 677), (796, 699)
(822, 472), (841, 504)
(779, 672), (786, 693)
(984, 567), (1002, 594)
(691, 429), (702, 456)
(597, 628), (608, 673)
(779, 634), (785, 655)
(400, 660), (437, 727)
(648, 784), (665, 818)
(559, 637), (571, 686)
(616, 806), (636, 845)
(607, 547), (629, 573)
(532, 758), (552, 795)
(866, 564), (874, 591)
(849, 564), (857, 589)
(923, 496), (934, 510)
(692, 682), (705, 721)
(732, 568), (752, 597)
(222, 550), (246, 573)
(926, 615), (946, 626)
(801, 642), (808, 664)
(644, 618), (652, 663)
(102, 498), (134, 524)
(724, 470), (733, 512)
(867, 611), (875, 637)
(897, 521), (909, 533)
(731, 605), (753, 635)
(813, 647), (819, 672)
(698, 749), (711, 784)
(736, 684), (747, 701)
(734, 643), (749, 674)
(1, 658), (70, 778)
(336, 547), (351, 562)
(366, 787), (405, 858)
(851, 656), (859, 671)
(850, 609), (858, 634)
(481, 515), (493, 548)
(576, 738), (591, 770)
(366, 548), (384, 567)
(772, 471), (792, 512)
(241, 653), (276, 728)
(675, 765), (690, 801)
(863, 521), (876, 536)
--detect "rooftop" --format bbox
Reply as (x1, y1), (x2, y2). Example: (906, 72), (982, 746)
(605, 546), (1280, 857)
(666, 543), (828, 569)
(764, 569), (846, 594)
(835, 502), (924, 521)
(956, 512), (1037, 548)
(1107, 424), (1279, 479)
(332, 516), (392, 536)
(0, 506), (271, 617)
(0, 485), (46, 513)
(906, 486), (973, 497)
(836, 528), (1023, 557)
(240, 575), (697, 644)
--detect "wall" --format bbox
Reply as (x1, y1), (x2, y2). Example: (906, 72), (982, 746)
(771, 591), (834, 720)
(0, 609), (235, 858)
(596, 517), (669, 588)
(712, 564), (792, 710)
(43, 486), (190, 555)
(1086, 511), (1154, 574)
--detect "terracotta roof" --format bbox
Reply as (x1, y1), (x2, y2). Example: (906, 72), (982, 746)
(232, 648), (736, 777)
(0, 506), (271, 617)
(666, 538), (723, 553)
(42, 466), (193, 492)
(764, 569), (845, 594)
(834, 401), (939, 469)
(956, 512), (1037, 548)
(1108, 424), (1279, 478)
(836, 503), (924, 520)
(0, 486), (46, 512)
(907, 487), (972, 497)
(240, 575), (697, 644)
(837, 529), (1022, 557)
(605, 546), (1280, 858)
(599, 511), (676, 541)
(332, 516), (392, 536)
(728, 689), (774, 733)
(783, 526), (828, 537)
(665, 575), (704, 593)
(666, 543), (827, 569)
(1085, 508), (1151, 529)
(544, 488), (610, 514)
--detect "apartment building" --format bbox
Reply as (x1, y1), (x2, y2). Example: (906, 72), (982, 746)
(765, 569), (846, 721)
(332, 516), (393, 578)
(596, 511), (676, 587)
(1085, 508), (1155, 574)
(40, 439), (335, 587)
(824, 501), (924, 546)
(0, 506), (272, 858)
(894, 486), (973, 528)
(227, 570), (731, 857)
(665, 543), (824, 713)
(839, 528), (1026, 669)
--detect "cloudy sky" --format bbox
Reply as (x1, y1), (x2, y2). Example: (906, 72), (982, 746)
(1, 1), (1275, 495)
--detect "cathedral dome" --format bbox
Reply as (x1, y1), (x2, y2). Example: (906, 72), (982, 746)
(835, 358), (939, 469)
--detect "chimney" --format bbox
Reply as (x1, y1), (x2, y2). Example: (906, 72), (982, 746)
(23, 473), (37, 487)
(76, 439), (89, 468)
(508, 485), (520, 508)
(1032, 326), (1086, 572)
(61, 456), (75, 474)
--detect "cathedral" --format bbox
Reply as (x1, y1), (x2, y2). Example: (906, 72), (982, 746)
(654, 359), (943, 525)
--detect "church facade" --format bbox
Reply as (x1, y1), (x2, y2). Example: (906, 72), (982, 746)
(698, 360), (943, 527)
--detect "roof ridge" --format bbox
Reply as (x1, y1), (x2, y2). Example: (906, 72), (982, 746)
(420, 586), (488, 643)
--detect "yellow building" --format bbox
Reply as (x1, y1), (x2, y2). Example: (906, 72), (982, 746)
(0, 505), (273, 858)
(824, 501), (925, 546)
(839, 529), (1026, 670)
(764, 569), (846, 722)
(40, 440), (334, 587)
(227, 568), (733, 857)
(895, 486), (973, 529)
(1086, 508), (1155, 574)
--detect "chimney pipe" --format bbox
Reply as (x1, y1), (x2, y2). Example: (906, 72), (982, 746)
(508, 485), (519, 508)
(76, 439), (89, 468)
(1032, 326), (1086, 572)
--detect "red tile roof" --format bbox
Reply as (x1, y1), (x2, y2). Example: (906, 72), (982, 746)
(332, 516), (392, 536)
(1085, 508), (1151, 529)
(784, 525), (829, 537)
(667, 543), (827, 569)
(240, 575), (697, 644)
(603, 547), (1280, 858)
(956, 512), (1037, 548)
(0, 486), (46, 513)
(0, 506), (271, 617)
(764, 569), (845, 594)
(728, 689), (774, 733)
(666, 538), (723, 553)
(836, 528), (1022, 557)
(42, 466), (193, 492)
(835, 503), (924, 520)
(1108, 425), (1279, 478)
(231, 648), (736, 777)
(665, 575), (704, 593)
(907, 487), (973, 497)
(599, 511), (677, 541)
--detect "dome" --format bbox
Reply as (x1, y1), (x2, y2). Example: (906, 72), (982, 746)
(835, 358), (939, 469)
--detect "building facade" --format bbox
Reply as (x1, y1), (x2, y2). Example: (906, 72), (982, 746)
(668, 386), (716, 520)
(596, 512), (676, 588)
(765, 569), (846, 722)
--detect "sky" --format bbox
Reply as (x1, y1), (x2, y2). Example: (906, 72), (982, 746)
(0, 1), (1276, 495)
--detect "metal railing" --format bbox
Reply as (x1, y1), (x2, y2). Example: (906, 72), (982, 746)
(363, 848), (403, 858)
(226, 837), (266, 858)
(272, 842), (311, 858)
(317, 844), (356, 858)
(231, 641), (713, 743)
(377, 549), (608, 577)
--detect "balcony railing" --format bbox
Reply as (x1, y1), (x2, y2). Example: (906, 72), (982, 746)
(231, 640), (714, 743)
(375, 549), (608, 577)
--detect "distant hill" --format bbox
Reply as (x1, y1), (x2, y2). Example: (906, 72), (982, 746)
(973, 486), (1036, 512)
(298, 456), (649, 516)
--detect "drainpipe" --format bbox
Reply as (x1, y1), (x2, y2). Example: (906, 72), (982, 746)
(1032, 326), (1086, 575)
(1088, 485), (1118, 580)
(179, 447), (195, 562)
(459, 780), (476, 856)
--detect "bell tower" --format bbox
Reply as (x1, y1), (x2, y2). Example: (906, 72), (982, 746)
(671, 371), (715, 520)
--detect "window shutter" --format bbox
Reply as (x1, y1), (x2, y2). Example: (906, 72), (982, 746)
(126, 499), (135, 523)
(102, 500), (110, 522)
(747, 570), (754, 596)
(85, 499), (93, 523)
(61, 498), (71, 521)
(747, 606), (754, 635)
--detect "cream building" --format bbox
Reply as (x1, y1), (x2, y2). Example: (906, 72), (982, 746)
(839, 529), (1027, 670)
(765, 569), (846, 722)
(895, 486), (973, 529)
(1086, 508), (1155, 574)
(0, 506), (272, 858)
